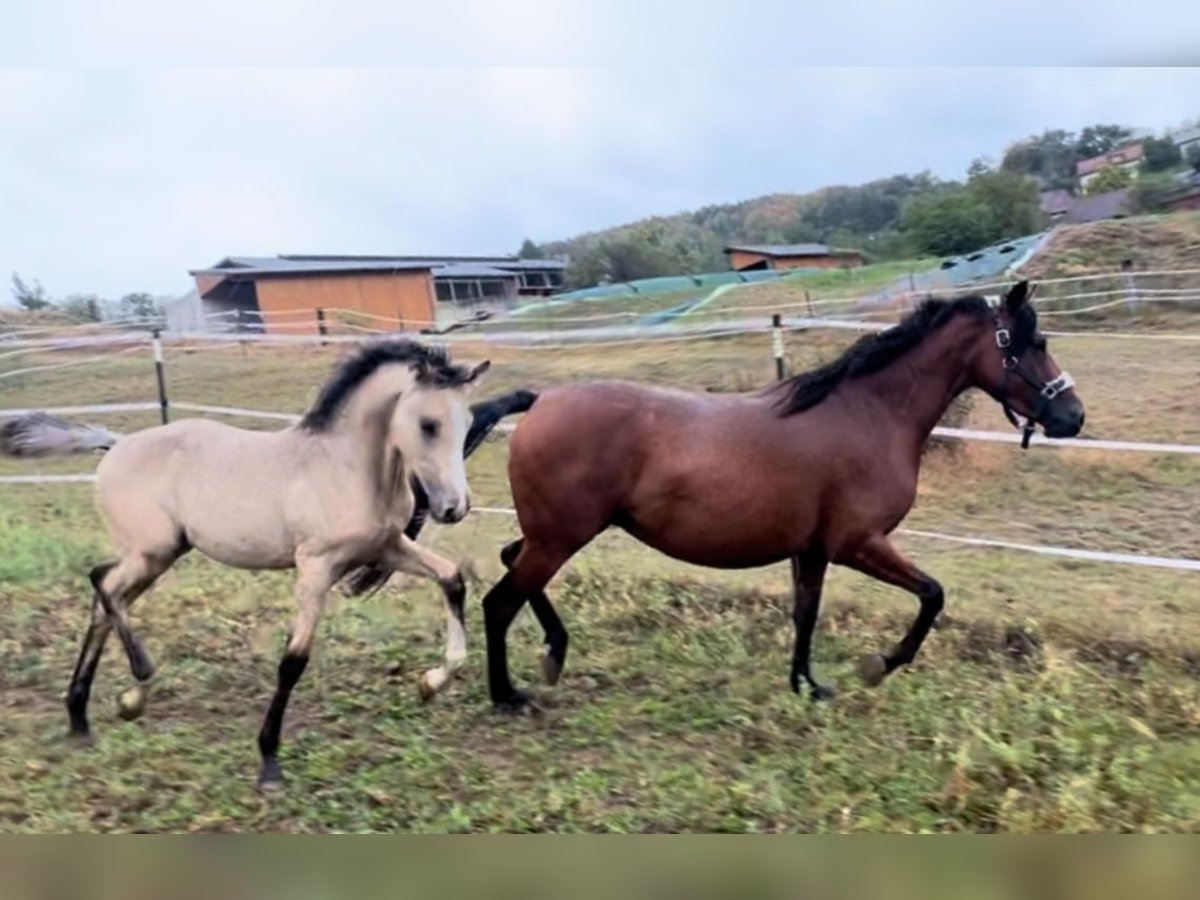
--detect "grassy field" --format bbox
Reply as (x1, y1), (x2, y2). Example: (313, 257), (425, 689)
(1, 318), (1199, 832)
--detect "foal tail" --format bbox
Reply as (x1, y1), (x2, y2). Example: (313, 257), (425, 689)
(340, 388), (539, 599)
(0, 412), (120, 458)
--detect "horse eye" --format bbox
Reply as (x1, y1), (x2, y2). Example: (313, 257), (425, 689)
(419, 418), (440, 439)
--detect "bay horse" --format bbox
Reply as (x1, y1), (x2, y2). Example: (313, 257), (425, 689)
(477, 281), (1085, 711)
(32, 340), (492, 789)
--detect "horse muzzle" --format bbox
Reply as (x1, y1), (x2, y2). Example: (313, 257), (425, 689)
(1040, 401), (1085, 439)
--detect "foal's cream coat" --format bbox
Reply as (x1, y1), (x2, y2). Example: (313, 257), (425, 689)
(69, 345), (485, 787)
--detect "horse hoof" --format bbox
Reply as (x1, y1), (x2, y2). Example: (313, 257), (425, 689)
(117, 685), (148, 721)
(809, 683), (837, 702)
(257, 761), (284, 793)
(858, 653), (889, 687)
(493, 689), (534, 715)
(67, 728), (94, 747)
(541, 646), (562, 686)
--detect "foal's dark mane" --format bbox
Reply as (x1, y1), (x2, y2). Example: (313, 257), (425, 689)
(767, 295), (993, 416)
(300, 339), (473, 432)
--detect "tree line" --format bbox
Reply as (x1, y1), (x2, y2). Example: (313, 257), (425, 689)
(9, 273), (160, 322)
(520, 120), (1199, 288)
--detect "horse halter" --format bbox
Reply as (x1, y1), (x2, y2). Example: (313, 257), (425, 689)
(993, 316), (1075, 449)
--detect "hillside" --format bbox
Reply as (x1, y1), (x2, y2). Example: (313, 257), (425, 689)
(538, 174), (943, 286)
(1019, 211), (1200, 279)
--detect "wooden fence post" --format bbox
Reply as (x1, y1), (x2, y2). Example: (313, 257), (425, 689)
(316, 307), (328, 345)
(151, 329), (169, 424)
(771, 314), (786, 381)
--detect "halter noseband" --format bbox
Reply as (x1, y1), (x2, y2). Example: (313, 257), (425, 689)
(993, 316), (1074, 449)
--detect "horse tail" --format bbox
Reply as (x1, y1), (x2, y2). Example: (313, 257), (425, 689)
(463, 389), (538, 456)
(0, 412), (120, 458)
(340, 389), (538, 600)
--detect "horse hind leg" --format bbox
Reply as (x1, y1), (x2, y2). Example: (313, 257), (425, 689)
(842, 535), (944, 687)
(485, 539), (576, 713)
(500, 539), (569, 687)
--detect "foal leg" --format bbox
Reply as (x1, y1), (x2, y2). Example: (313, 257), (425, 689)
(843, 535), (944, 687)
(65, 594), (112, 740)
(789, 551), (834, 701)
(500, 539), (569, 686)
(92, 551), (181, 721)
(257, 555), (335, 791)
(383, 535), (467, 701)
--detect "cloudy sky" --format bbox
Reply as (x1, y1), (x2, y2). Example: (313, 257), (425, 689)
(2, 65), (1199, 299)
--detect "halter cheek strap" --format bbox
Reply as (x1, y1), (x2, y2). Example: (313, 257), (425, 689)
(994, 320), (1074, 450)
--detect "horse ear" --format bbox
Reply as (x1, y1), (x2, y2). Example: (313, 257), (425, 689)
(467, 360), (491, 383)
(1005, 280), (1031, 311)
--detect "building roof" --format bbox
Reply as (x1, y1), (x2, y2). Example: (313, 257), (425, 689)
(190, 256), (434, 278)
(1063, 188), (1132, 224)
(1039, 189), (1074, 216)
(1076, 143), (1144, 177)
(433, 264), (516, 279)
(191, 254), (564, 279)
(722, 243), (858, 258)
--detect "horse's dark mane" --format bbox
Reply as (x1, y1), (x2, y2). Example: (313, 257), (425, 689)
(301, 339), (473, 432)
(767, 295), (994, 416)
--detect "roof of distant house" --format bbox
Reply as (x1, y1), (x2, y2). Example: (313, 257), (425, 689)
(1063, 188), (1132, 224)
(1172, 125), (1200, 146)
(1039, 189), (1074, 215)
(1076, 143), (1145, 177)
(722, 243), (859, 257)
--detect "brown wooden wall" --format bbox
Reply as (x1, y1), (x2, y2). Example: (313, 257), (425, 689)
(728, 250), (864, 272)
(253, 272), (436, 335)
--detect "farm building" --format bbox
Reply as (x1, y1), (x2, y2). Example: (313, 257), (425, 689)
(181, 254), (565, 335)
(723, 243), (863, 272)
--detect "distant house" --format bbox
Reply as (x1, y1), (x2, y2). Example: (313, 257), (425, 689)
(1172, 124), (1200, 155)
(1076, 143), (1144, 191)
(723, 243), (863, 272)
(1039, 189), (1074, 220)
(185, 254), (565, 335)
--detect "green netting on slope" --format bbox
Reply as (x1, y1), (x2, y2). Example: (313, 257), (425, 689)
(514, 268), (786, 314)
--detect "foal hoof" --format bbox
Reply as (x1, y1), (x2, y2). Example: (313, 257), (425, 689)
(809, 683), (837, 702)
(129, 645), (156, 683)
(67, 728), (94, 747)
(541, 646), (563, 686)
(857, 653), (889, 688)
(417, 671), (444, 704)
(493, 689), (535, 716)
(117, 685), (148, 721)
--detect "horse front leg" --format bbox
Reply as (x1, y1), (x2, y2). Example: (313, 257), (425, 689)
(383, 535), (467, 701)
(789, 550), (835, 701)
(841, 534), (944, 686)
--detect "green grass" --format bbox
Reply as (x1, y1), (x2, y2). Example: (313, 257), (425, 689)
(2, 318), (1199, 831)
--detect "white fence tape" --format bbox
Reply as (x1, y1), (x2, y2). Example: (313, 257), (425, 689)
(4, 401), (1199, 456)
(169, 402), (300, 423)
(0, 474), (1193, 572)
(898, 529), (1200, 573)
(0, 402), (159, 417)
